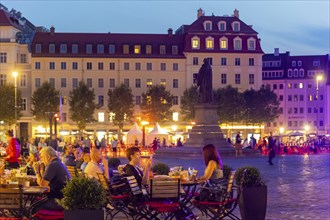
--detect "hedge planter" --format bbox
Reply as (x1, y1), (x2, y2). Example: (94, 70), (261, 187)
(239, 186), (267, 220)
(64, 209), (105, 220)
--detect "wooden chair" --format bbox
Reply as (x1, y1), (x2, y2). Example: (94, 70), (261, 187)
(139, 178), (181, 220)
(193, 171), (240, 220)
(0, 184), (24, 219)
(66, 166), (82, 178)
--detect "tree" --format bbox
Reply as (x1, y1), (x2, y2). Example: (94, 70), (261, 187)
(140, 85), (173, 123)
(31, 82), (60, 122)
(214, 85), (245, 124)
(108, 84), (134, 137)
(180, 85), (199, 122)
(69, 81), (97, 131)
(256, 85), (280, 123)
(0, 84), (22, 126)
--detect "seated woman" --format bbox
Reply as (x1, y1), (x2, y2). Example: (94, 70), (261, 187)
(123, 147), (151, 189)
(197, 144), (224, 184)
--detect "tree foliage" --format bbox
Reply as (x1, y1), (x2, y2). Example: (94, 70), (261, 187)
(31, 82), (60, 122)
(180, 85), (199, 122)
(108, 84), (134, 133)
(140, 85), (173, 123)
(0, 84), (22, 125)
(215, 85), (280, 125)
(69, 81), (97, 131)
(214, 85), (245, 124)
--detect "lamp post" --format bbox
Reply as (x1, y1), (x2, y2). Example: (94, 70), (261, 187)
(12, 71), (18, 137)
(141, 121), (149, 147)
(316, 75), (323, 138)
(304, 125), (310, 142)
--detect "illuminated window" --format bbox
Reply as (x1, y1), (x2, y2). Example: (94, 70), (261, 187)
(309, 95), (313, 101)
(147, 79), (152, 88)
(160, 79), (166, 86)
(206, 37), (214, 49)
(220, 37), (228, 50)
(109, 112), (115, 123)
(288, 83), (292, 89)
(191, 37), (200, 49)
(299, 83), (303, 88)
(173, 112), (179, 121)
(134, 45), (141, 54)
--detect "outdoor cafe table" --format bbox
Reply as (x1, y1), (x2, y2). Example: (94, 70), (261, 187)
(180, 180), (204, 218)
(23, 186), (49, 217)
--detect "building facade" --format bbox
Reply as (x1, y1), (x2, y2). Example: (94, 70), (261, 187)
(262, 48), (330, 137)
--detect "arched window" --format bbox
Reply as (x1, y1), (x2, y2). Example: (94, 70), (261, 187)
(294, 69), (298, 77)
(299, 69), (304, 77)
(203, 21), (212, 31)
(232, 21), (240, 31)
(247, 37), (256, 50)
(288, 69), (293, 77)
(233, 37), (242, 50)
(205, 37), (214, 50)
(219, 37), (228, 50)
(191, 36), (200, 49)
(218, 21), (226, 31)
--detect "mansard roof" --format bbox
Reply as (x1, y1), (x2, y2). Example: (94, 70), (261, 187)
(0, 9), (22, 30)
(31, 31), (185, 58)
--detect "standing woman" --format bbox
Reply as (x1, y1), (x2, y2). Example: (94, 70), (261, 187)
(198, 144), (223, 183)
(4, 130), (20, 169)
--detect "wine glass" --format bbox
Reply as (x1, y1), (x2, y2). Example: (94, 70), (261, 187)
(188, 167), (195, 176)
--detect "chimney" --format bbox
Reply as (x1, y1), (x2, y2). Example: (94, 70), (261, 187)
(50, 26), (55, 35)
(167, 28), (173, 37)
(233, 9), (239, 18)
(274, 48), (279, 56)
(197, 8), (204, 18)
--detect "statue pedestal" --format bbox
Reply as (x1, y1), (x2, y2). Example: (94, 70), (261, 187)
(155, 104), (236, 158)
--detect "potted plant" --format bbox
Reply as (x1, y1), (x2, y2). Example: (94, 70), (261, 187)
(152, 163), (170, 175)
(235, 166), (267, 220)
(57, 175), (107, 220)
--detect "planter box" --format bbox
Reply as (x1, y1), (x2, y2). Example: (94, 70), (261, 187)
(64, 209), (105, 220)
(239, 186), (267, 220)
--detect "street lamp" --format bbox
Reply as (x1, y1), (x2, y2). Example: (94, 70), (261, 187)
(316, 74), (323, 137)
(279, 127), (284, 145)
(141, 121), (149, 147)
(304, 125), (310, 141)
(12, 71), (18, 137)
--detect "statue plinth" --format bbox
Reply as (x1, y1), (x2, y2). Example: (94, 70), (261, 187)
(155, 104), (236, 158)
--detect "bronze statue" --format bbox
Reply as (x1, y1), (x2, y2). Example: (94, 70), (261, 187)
(197, 58), (213, 103)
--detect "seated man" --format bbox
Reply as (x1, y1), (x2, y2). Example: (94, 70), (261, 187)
(123, 147), (151, 188)
(84, 148), (109, 180)
(31, 146), (70, 215)
(62, 145), (76, 166)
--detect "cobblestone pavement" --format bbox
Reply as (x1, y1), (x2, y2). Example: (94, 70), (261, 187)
(112, 153), (330, 220)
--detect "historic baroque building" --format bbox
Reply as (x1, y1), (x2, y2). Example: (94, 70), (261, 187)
(26, 8), (263, 139)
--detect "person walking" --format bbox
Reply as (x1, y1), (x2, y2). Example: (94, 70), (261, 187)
(268, 132), (276, 165)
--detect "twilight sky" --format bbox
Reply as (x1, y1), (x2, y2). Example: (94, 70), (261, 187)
(2, 0), (329, 55)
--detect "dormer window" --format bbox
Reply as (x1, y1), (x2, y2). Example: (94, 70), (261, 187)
(232, 21), (240, 31)
(123, 45), (129, 54)
(292, 61), (296, 67)
(191, 37), (200, 49)
(233, 37), (242, 50)
(86, 44), (92, 54)
(160, 45), (166, 54)
(49, 44), (55, 53)
(299, 69), (304, 77)
(220, 37), (228, 50)
(60, 44), (67, 53)
(288, 69), (293, 77)
(35, 44), (42, 53)
(205, 37), (214, 50)
(146, 45), (152, 54)
(298, 60), (302, 67)
(204, 21), (212, 31)
(134, 45), (141, 54)
(247, 38), (256, 50)
(294, 69), (298, 77)
(218, 21), (226, 31)
(97, 44), (104, 54)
